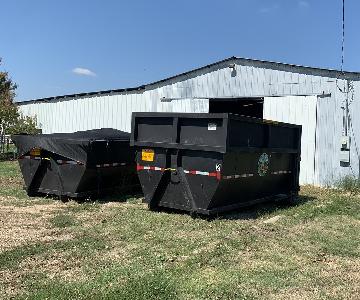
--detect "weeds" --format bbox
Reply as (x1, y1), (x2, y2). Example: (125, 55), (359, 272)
(336, 175), (360, 194)
(50, 214), (77, 228)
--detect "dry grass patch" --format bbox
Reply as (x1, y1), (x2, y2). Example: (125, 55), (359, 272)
(267, 257), (360, 300)
(19, 251), (88, 282)
(0, 198), (73, 251)
(0, 176), (23, 187)
(0, 269), (25, 299)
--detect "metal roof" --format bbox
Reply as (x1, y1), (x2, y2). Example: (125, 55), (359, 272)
(18, 56), (360, 105)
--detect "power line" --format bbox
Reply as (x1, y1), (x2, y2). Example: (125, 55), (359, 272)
(341, 0), (345, 72)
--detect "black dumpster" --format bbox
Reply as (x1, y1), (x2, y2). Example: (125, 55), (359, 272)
(131, 113), (301, 216)
(12, 128), (139, 198)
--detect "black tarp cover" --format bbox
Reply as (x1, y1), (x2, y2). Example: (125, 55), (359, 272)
(12, 128), (130, 164)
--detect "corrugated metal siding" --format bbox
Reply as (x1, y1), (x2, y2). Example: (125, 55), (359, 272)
(314, 83), (342, 186)
(19, 62), (333, 134)
(263, 96), (317, 185)
(157, 98), (209, 113)
(348, 81), (360, 181)
(314, 79), (360, 186)
(315, 79), (360, 186)
(17, 62), (360, 186)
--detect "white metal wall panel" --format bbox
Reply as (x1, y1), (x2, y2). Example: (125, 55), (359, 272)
(157, 98), (209, 113)
(348, 81), (360, 180)
(19, 62), (335, 135)
(263, 96), (317, 185)
(314, 86), (341, 186)
(17, 60), (360, 187)
(314, 80), (360, 186)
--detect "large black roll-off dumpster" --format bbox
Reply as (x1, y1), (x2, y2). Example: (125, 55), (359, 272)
(12, 128), (139, 198)
(131, 113), (302, 216)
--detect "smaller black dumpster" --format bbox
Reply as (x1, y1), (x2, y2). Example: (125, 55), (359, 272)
(12, 128), (139, 198)
(131, 113), (302, 216)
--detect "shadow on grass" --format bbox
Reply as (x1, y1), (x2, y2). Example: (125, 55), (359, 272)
(76, 186), (143, 205)
(149, 195), (316, 221)
(94, 186), (143, 203)
(221, 195), (316, 221)
(33, 186), (144, 205)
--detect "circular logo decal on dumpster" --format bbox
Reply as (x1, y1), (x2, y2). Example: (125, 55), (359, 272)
(258, 153), (269, 177)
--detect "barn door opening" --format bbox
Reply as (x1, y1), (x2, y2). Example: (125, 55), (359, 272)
(209, 98), (264, 118)
(263, 96), (318, 185)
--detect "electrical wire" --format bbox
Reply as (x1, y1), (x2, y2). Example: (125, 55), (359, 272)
(341, 0), (345, 72)
(337, 1), (360, 178)
(336, 0), (346, 92)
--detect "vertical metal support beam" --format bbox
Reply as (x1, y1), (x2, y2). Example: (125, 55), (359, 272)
(313, 97), (319, 185)
(295, 126), (302, 191)
(173, 116), (180, 144)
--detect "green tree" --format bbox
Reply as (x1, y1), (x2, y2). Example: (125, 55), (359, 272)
(0, 58), (39, 153)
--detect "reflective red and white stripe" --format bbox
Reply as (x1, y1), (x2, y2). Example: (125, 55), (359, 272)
(271, 170), (292, 175)
(57, 160), (83, 165)
(136, 164), (221, 180)
(96, 162), (127, 168)
(183, 169), (220, 179)
(137, 165), (165, 171)
(222, 173), (254, 180)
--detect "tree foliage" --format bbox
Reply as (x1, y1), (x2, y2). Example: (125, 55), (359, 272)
(0, 58), (39, 138)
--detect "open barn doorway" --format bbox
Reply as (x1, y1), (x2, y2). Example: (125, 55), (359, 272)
(209, 97), (264, 118)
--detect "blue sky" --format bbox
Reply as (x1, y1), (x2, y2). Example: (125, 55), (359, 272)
(1, 0), (359, 101)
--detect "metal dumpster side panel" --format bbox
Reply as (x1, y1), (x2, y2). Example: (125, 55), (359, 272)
(131, 112), (229, 153)
(18, 158), (42, 190)
(14, 131), (140, 198)
(18, 155), (86, 197)
(208, 151), (296, 210)
(132, 113), (301, 215)
(136, 148), (222, 211)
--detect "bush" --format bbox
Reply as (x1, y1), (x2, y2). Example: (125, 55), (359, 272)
(7, 114), (40, 135)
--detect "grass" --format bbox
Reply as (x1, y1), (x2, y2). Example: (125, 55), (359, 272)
(336, 175), (360, 194)
(0, 161), (359, 299)
(50, 214), (78, 228)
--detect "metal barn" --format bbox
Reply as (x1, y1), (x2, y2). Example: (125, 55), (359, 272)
(17, 57), (360, 187)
